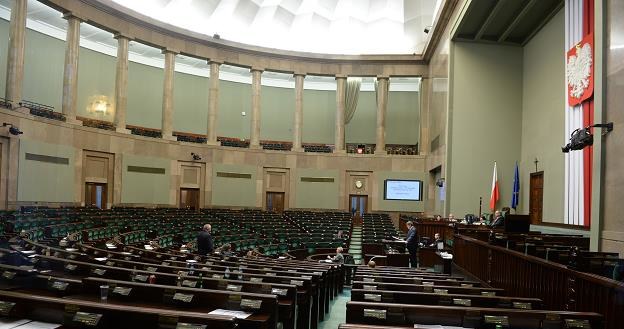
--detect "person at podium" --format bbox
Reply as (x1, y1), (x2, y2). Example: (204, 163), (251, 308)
(405, 221), (418, 268)
(327, 247), (345, 264)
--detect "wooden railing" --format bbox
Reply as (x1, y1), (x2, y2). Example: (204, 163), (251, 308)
(454, 234), (624, 329)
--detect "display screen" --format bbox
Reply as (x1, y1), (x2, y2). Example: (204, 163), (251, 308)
(384, 180), (422, 201)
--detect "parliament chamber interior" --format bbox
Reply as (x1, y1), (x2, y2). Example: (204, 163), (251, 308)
(0, 0), (622, 328)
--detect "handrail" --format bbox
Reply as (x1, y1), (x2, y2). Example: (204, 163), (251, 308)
(453, 234), (624, 329)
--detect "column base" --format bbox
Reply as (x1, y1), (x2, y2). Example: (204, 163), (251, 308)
(116, 127), (131, 134)
(15, 107), (30, 115)
(375, 150), (387, 155)
(334, 149), (346, 154)
(162, 134), (177, 141)
(249, 144), (261, 150)
(205, 140), (219, 146)
(65, 116), (82, 125)
(291, 147), (304, 152)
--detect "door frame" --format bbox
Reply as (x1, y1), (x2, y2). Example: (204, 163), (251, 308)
(529, 171), (544, 224)
(82, 150), (115, 209)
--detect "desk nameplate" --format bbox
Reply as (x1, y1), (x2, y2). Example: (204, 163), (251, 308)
(241, 298), (262, 310)
(72, 311), (102, 327)
(363, 309), (386, 320)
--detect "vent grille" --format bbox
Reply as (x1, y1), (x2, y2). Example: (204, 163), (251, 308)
(127, 166), (166, 174)
(300, 177), (334, 183)
(216, 172), (252, 179)
(25, 153), (69, 165)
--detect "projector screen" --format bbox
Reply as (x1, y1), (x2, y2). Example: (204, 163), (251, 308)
(384, 180), (422, 201)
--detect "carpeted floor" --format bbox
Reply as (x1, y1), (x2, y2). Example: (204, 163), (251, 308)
(318, 288), (351, 329)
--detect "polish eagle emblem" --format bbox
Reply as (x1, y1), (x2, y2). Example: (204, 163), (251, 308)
(566, 41), (593, 104)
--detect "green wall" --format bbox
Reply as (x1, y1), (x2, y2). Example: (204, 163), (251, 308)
(387, 91), (420, 145)
(77, 47), (116, 121)
(0, 19), (9, 97)
(448, 42), (523, 216)
(346, 91), (376, 143)
(121, 154), (170, 204)
(211, 164), (257, 207)
(376, 171), (427, 212)
(295, 168), (340, 209)
(127, 61), (164, 129)
(217, 80), (251, 139)
(303, 89), (336, 144)
(520, 9), (565, 223)
(23, 28), (64, 111)
(173, 71), (209, 135)
(17, 140), (75, 202)
(260, 85), (295, 141)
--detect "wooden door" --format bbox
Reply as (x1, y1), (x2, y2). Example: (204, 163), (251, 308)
(529, 172), (544, 224)
(350, 195), (368, 216)
(266, 192), (285, 213)
(180, 188), (200, 210)
(85, 183), (107, 209)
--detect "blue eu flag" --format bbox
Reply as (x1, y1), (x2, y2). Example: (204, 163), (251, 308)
(511, 162), (520, 210)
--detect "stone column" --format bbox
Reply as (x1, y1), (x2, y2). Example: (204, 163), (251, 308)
(375, 76), (390, 154)
(161, 49), (176, 140)
(419, 77), (432, 155)
(5, 0), (27, 108)
(250, 68), (263, 148)
(292, 73), (305, 152)
(334, 76), (347, 153)
(206, 60), (221, 145)
(114, 34), (130, 133)
(61, 13), (81, 123)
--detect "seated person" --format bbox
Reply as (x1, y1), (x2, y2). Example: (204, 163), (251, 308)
(327, 247), (345, 264)
(448, 213), (456, 222)
(367, 260), (376, 268)
(490, 210), (505, 228)
(217, 243), (235, 257)
(434, 215), (442, 221)
(429, 233), (444, 248)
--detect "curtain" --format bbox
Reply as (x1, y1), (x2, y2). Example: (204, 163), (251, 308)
(344, 78), (361, 124)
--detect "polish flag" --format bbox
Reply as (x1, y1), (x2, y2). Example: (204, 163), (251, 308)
(490, 162), (499, 210)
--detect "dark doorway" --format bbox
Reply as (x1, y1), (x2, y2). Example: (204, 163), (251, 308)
(350, 195), (368, 217)
(529, 172), (544, 224)
(180, 188), (200, 210)
(266, 192), (285, 213)
(85, 183), (107, 209)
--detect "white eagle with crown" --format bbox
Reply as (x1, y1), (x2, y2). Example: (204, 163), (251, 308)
(566, 42), (593, 100)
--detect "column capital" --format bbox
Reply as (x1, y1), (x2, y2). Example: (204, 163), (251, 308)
(113, 33), (133, 41)
(293, 72), (306, 77)
(335, 74), (348, 80)
(162, 48), (179, 55)
(376, 75), (390, 80)
(250, 67), (264, 73)
(62, 12), (83, 22)
(208, 59), (223, 65)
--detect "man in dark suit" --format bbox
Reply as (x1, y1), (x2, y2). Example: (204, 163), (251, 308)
(197, 224), (214, 256)
(490, 210), (505, 228)
(405, 221), (418, 268)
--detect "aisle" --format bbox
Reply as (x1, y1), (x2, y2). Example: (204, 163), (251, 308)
(318, 288), (351, 329)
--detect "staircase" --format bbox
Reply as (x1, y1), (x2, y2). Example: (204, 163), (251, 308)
(349, 225), (363, 265)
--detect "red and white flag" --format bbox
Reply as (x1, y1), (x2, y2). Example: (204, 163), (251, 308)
(490, 162), (499, 210)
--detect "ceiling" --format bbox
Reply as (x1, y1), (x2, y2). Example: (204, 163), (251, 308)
(453, 0), (564, 46)
(0, 0), (420, 91)
(109, 0), (443, 55)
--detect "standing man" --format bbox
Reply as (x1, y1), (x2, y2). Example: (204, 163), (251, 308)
(197, 224), (214, 256)
(405, 221), (418, 268)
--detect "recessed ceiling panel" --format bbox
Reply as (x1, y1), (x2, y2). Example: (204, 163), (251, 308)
(109, 0), (444, 55)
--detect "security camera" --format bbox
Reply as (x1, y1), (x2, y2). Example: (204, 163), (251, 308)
(561, 123), (613, 153)
(191, 152), (201, 161)
(424, 26), (432, 34)
(2, 123), (23, 136)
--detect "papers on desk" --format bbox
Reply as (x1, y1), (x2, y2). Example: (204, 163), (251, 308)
(0, 319), (60, 329)
(414, 325), (466, 329)
(94, 257), (108, 262)
(144, 245), (154, 250)
(208, 309), (252, 319)
(438, 252), (453, 260)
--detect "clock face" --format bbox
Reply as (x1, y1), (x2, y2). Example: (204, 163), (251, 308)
(355, 180), (363, 189)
